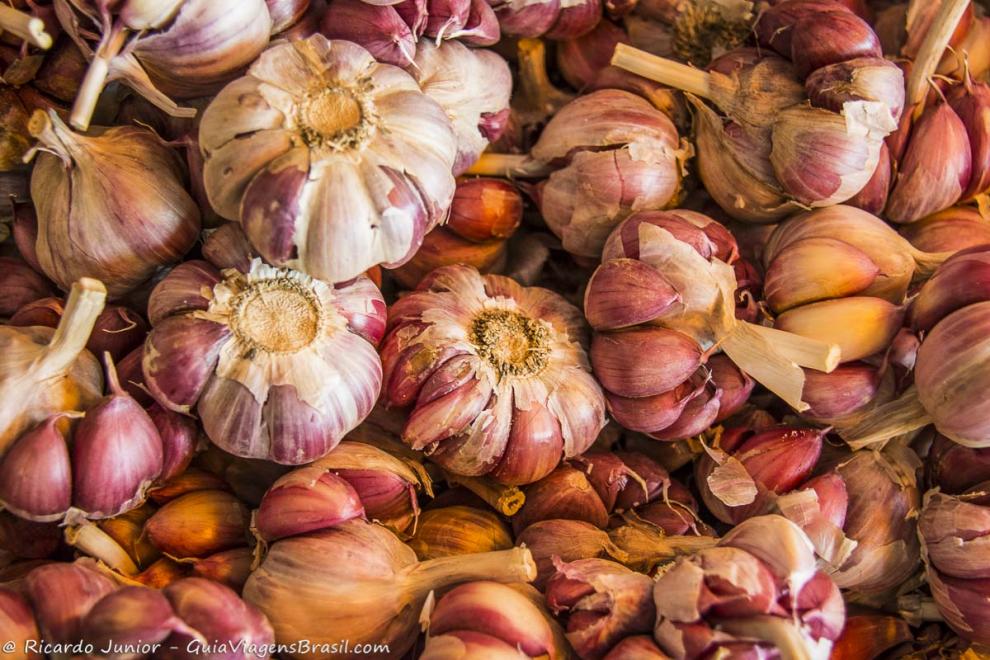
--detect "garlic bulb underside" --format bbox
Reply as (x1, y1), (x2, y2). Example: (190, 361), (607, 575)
(200, 34), (458, 284)
(143, 259), (385, 464)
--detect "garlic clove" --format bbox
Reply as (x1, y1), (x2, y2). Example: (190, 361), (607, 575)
(929, 434), (990, 495)
(143, 316), (232, 414)
(585, 258), (680, 331)
(82, 586), (186, 656)
(191, 547), (255, 592)
(571, 451), (637, 512)
(544, 0), (602, 40)
(886, 101), (972, 224)
(764, 237), (880, 313)
(910, 245), (990, 333)
(557, 19), (628, 90)
(775, 297), (904, 362)
(71, 356), (164, 519)
(515, 519), (625, 588)
(805, 57), (904, 123)
(255, 468), (366, 542)
(754, 0), (854, 59)
(403, 368), (494, 450)
(0, 414), (72, 522)
(0, 512), (61, 561)
(150, 468), (231, 505)
(267, 0), (313, 34)
(145, 489), (249, 559)
(0, 589), (39, 660)
(605, 380), (703, 436)
(147, 404), (200, 485)
(494, 0), (561, 38)
(709, 355), (755, 422)
(446, 178), (523, 243)
(900, 206), (990, 254)
(801, 362), (882, 422)
(147, 260), (222, 326)
(590, 327), (702, 399)
(787, 11), (882, 78)
(831, 615), (913, 660)
(646, 381), (723, 442)
(845, 141), (892, 215)
(420, 631), (529, 659)
(604, 636), (668, 659)
(23, 562), (116, 643)
(320, 0), (418, 68)
(408, 506), (512, 560)
(488, 403), (565, 487)
(0, 256), (54, 318)
(950, 76), (990, 200)
(512, 465), (610, 534)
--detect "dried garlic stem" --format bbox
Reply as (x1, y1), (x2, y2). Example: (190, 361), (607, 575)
(71, 23), (129, 131)
(444, 473), (525, 516)
(39, 277), (107, 382)
(517, 38), (574, 118)
(912, 247), (953, 279)
(906, 0), (970, 114)
(0, 5), (52, 50)
(837, 385), (931, 450)
(609, 525), (717, 572)
(65, 522), (140, 576)
(719, 617), (818, 660)
(742, 323), (841, 373)
(466, 153), (552, 178)
(405, 546), (537, 592)
(611, 43), (712, 98)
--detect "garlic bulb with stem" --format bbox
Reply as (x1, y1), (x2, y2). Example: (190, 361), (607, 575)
(26, 110), (200, 298)
(244, 519), (537, 659)
(0, 4), (53, 49)
(200, 34), (458, 284)
(143, 258), (385, 464)
(57, 0), (272, 130)
(381, 265), (606, 485)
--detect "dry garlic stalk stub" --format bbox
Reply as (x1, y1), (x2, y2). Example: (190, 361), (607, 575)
(381, 265), (606, 485)
(200, 35), (459, 284)
(143, 258), (386, 465)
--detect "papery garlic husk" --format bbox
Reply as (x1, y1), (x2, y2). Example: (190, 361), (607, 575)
(422, 581), (556, 659)
(408, 506), (512, 560)
(0, 256), (54, 318)
(516, 519), (628, 587)
(830, 615), (912, 660)
(805, 57), (905, 124)
(0, 278), (104, 458)
(493, 0), (602, 40)
(919, 491), (990, 645)
(949, 62), (990, 200)
(928, 433), (990, 495)
(145, 489), (249, 559)
(885, 100), (972, 224)
(545, 557), (655, 659)
(254, 468), (366, 542)
(763, 205), (946, 304)
(900, 206), (990, 254)
(409, 40), (511, 175)
(244, 519), (536, 659)
(310, 440), (429, 534)
(69, 355), (165, 520)
(590, 210), (839, 416)
(27, 110), (199, 297)
(143, 259), (385, 464)
(530, 89), (689, 258)
(59, 0), (272, 130)
(910, 245), (990, 333)
(23, 562), (116, 643)
(0, 589), (39, 660)
(915, 302), (990, 447)
(382, 265), (605, 485)
(191, 547), (255, 592)
(98, 504), (161, 569)
(696, 425), (824, 525)
(200, 35), (458, 283)
(159, 578), (276, 660)
(82, 585), (191, 656)
(512, 464), (611, 534)
(652, 514), (845, 660)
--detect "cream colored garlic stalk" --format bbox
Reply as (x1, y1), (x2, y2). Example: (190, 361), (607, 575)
(200, 34), (459, 284)
(143, 258), (385, 464)
(381, 265), (606, 485)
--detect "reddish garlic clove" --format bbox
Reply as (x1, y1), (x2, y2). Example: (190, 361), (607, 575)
(23, 562), (117, 643)
(191, 547), (255, 592)
(910, 245), (990, 333)
(899, 206), (990, 254)
(0, 512), (61, 560)
(886, 101), (972, 224)
(604, 635), (668, 659)
(515, 519), (625, 587)
(424, 581), (555, 658)
(590, 327), (702, 399)
(949, 74), (990, 200)
(787, 11), (882, 78)
(82, 587), (186, 653)
(571, 451), (640, 512)
(147, 403), (199, 484)
(545, 558), (655, 659)
(71, 356), (164, 519)
(0, 589), (39, 659)
(254, 468), (366, 542)
(0, 414), (73, 522)
(0, 256), (54, 318)
(513, 465), (610, 534)
(846, 142), (892, 215)
(801, 362), (881, 423)
(145, 490), (249, 559)
(709, 355), (754, 422)
(764, 236), (879, 313)
(557, 19), (628, 90)
(805, 57), (904, 124)
(585, 259), (680, 331)
(445, 178), (523, 243)
(928, 434), (990, 495)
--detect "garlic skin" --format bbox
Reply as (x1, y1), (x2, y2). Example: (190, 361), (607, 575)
(531, 89), (688, 258)
(200, 35), (458, 284)
(27, 111), (199, 298)
(381, 265), (606, 485)
(409, 40), (511, 175)
(143, 259), (385, 464)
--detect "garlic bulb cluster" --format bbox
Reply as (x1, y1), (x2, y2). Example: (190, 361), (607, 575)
(528, 89), (689, 259)
(380, 264), (606, 485)
(26, 110), (200, 299)
(200, 34), (458, 284)
(321, 0), (499, 68)
(612, 0), (903, 223)
(143, 257), (385, 464)
(586, 210), (839, 431)
(57, 0), (272, 130)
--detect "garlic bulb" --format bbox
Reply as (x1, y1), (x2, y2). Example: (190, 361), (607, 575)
(27, 110), (200, 299)
(200, 34), (458, 284)
(143, 258), (385, 464)
(409, 40), (512, 175)
(381, 265), (606, 485)
(57, 0), (272, 130)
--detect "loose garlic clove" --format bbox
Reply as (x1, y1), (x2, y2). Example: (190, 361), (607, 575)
(900, 206), (990, 254)
(0, 414), (73, 522)
(408, 506), (512, 560)
(801, 362), (882, 423)
(775, 297), (904, 362)
(145, 489), (249, 559)
(23, 562), (116, 644)
(764, 237), (880, 313)
(254, 469), (366, 542)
